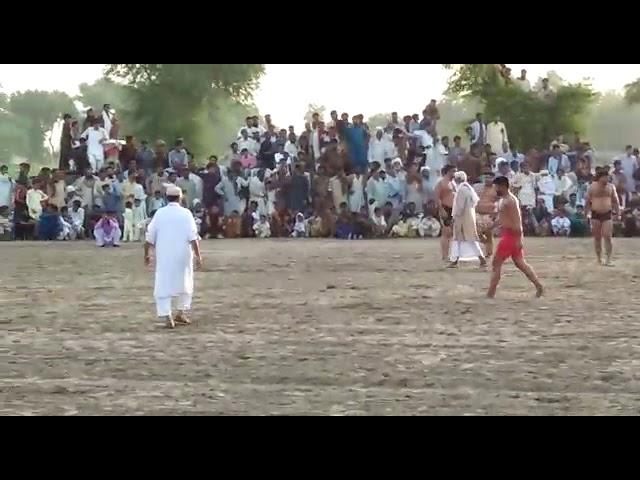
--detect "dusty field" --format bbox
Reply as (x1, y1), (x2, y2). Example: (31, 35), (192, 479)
(2, 238), (640, 416)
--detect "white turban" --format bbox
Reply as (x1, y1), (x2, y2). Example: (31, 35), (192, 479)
(454, 171), (468, 183)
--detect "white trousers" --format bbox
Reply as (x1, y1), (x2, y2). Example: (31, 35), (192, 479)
(155, 294), (192, 317)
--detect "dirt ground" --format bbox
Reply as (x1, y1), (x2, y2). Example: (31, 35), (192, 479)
(2, 237), (640, 416)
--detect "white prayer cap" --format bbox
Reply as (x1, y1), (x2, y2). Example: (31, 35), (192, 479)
(454, 171), (468, 182)
(496, 157), (507, 165)
(166, 185), (182, 197)
(392, 158), (403, 165)
(66, 185), (76, 193)
(539, 169), (549, 176)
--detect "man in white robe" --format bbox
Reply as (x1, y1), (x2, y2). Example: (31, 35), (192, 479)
(0, 165), (15, 208)
(81, 121), (108, 171)
(449, 171), (487, 268)
(486, 116), (508, 157)
(144, 186), (203, 329)
(102, 104), (113, 138)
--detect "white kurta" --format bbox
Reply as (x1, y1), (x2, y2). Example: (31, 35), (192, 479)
(146, 203), (199, 299)
(81, 127), (108, 169)
(486, 121), (508, 156)
(449, 182), (483, 262)
(0, 175), (14, 207)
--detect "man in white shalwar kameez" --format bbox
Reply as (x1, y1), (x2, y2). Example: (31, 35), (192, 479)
(144, 186), (203, 329)
(449, 171), (487, 268)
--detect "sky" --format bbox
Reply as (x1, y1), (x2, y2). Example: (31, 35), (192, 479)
(2, 63), (640, 130)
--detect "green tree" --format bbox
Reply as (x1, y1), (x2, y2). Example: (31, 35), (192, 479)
(104, 64), (265, 158)
(0, 112), (31, 163)
(443, 64), (597, 150)
(8, 90), (75, 162)
(624, 78), (640, 105)
(365, 112), (390, 130)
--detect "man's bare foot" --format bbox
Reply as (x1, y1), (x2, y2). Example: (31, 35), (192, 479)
(535, 284), (544, 298)
(447, 262), (458, 269)
(174, 312), (191, 325)
(596, 258), (602, 265)
(487, 291), (496, 299)
(604, 257), (614, 267)
(165, 315), (176, 329)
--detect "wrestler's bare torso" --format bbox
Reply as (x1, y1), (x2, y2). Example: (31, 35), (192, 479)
(497, 192), (522, 232)
(436, 177), (455, 208)
(476, 183), (499, 215)
(586, 182), (618, 215)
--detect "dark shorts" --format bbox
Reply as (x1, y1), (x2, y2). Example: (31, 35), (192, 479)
(591, 211), (612, 222)
(440, 206), (453, 227)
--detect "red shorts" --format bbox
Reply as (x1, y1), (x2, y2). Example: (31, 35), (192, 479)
(496, 229), (524, 260)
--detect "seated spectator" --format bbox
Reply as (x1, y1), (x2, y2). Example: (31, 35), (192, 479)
(94, 212), (121, 247)
(551, 208), (571, 237)
(371, 206), (387, 237)
(253, 214), (271, 238)
(570, 205), (589, 237)
(59, 206), (73, 240)
(38, 205), (62, 241)
(69, 200), (85, 239)
(335, 202), (354, 239)
(417, 212), (441, 238)
(14, 204), (35, 240)
(291, 212), (308, 238)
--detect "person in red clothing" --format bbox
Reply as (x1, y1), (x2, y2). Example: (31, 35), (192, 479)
(487, 176), (543, 298)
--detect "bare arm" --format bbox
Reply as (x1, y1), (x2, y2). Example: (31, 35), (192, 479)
(610, 184), (621, 216)
(584, 185), (591, 218)
(144, 241), (154, 266)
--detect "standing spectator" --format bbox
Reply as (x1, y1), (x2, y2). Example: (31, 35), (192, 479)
(287, 162), (310, 215)
(537, 170), (556, 211)
(611, 160), (628, 207)
(26, 179), (48, 221)
(237, 129), (259, 157)
(120, 135), (137, 171)
(487, 116), (508, 156)
(154, 140), (169, 170)
(188, 161), (203, 204)
(368, 128), (394, 165)
(620, 145), (637, 196)
(221, 142), (240, 167)
(59, 113), (74, 170)
(0, 165), (14, 208)
(136, 140), (156, 175)
(168, 139), (188, 170)
(503, 143), (524, 165)
(511, 161), (537, 208)
(101, 104), (113, 138)
(547, 145), (570, 176)
(447, 135), (466, 166)
(514, 69), (531, 91)
(177, 168), (197, 208)
(81, 120), (109, 171)
(469, 113), (486, 149)
(458, 144), (483, 185)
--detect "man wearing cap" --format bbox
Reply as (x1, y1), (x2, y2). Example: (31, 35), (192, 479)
(145, 185), (203, 329)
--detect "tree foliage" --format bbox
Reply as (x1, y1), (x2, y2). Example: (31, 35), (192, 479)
(7, 90), (75, 161)
(103, 64), (265, 158)
(443, 64), (597, 150)
(365, 113), (390, 130)
(624, 78), (640, 105)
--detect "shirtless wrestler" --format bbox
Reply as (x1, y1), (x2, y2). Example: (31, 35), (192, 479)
(475, 171), (499, 258)
(585, 167), (621, 266)
(435, 164), (457, 262)
(487, 176), (544, 298)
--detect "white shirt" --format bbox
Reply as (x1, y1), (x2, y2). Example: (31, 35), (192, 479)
(237, 137), (259, 156)
(81, 127), (109, 157)
(146, 202), (199, 299)
(284, 141), (298, 158)
(487, 121), (508, 155)
(190, 172), (203, 202)
(547, 154), (570, 176)
(551, 216), (571, 235)
(0, 174), (14, 207)
(620, 154), (638, 192)
(368, 137), (395, 164)
(514, 78), (531, 92)
(470, 120), (486, 145)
